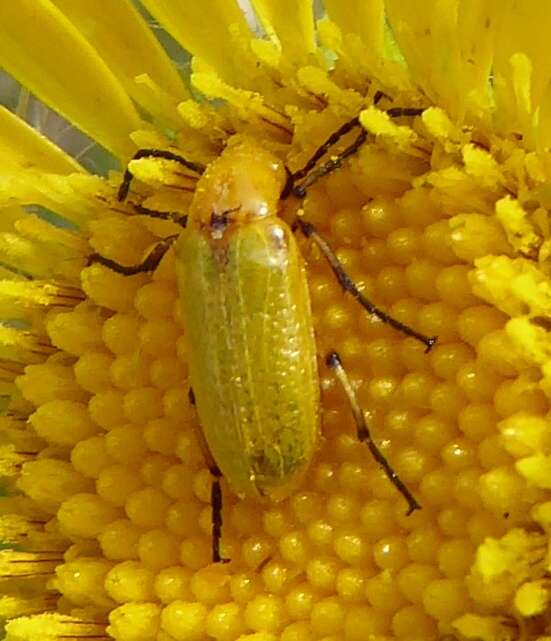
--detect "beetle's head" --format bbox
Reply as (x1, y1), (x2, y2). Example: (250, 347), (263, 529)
(190, 137), (286, 228)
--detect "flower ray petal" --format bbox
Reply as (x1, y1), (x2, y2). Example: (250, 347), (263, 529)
(324, 0), (384, 56)
(0, 0), (142, 158)
(386, 0), (496, 120)
(140, 0), (252, 86)
(51, 0), (190, 108)
(493, 0), (551, 148)
(250, 0), (316, 62)
(0, 106), (83, 175)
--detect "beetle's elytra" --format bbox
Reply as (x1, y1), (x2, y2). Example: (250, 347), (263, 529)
(91, 108), (437, 563)
(176, 139), (320, 504)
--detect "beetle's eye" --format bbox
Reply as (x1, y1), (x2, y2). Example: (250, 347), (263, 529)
(209, 212), (229, 233)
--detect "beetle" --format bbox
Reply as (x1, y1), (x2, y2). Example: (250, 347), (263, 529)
(91, 107), (436, 563)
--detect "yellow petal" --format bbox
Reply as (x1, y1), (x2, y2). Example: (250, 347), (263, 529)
(251, 0), (316, 61)
(0, 106), (82, 174)
(0, 171), (103, 225)
(140, 0), (251, 85)
(0, 0), (142, 158)
(324, 0), (384, 55)
(191, 72), (292, 140)
(386, 0), (496, 120)
(493, 0), (551, 148)
(51, 0), (189, 106)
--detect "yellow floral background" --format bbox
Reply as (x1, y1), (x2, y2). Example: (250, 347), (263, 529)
(1, 1), (551, 640)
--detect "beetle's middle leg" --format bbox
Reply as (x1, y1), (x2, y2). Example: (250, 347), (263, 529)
(326, 350), (421, 515)
(88, 234), (179, 275)
(295, 219), (437, 352)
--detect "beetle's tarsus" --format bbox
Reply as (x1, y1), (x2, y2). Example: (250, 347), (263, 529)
(210, 471), (230, 564)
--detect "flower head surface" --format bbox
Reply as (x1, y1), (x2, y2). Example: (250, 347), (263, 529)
(1, 2), (551, 640)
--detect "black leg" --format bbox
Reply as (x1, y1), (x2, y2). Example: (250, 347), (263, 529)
(118, 148), (206, 202)
(281, 106), (425, 198)
(290, 129), (368, 199)
(326, 351), (421, 515)
(286, 116), (361, 190)
(188, 386), (230, 564)
(297, 219), (437, 352)
(210, 469), (230, 564)
(88, 235), (178, 275)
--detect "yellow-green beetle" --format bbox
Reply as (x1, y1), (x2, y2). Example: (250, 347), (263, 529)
(93, 110), (436, 563)
(177, 138), (319, 504)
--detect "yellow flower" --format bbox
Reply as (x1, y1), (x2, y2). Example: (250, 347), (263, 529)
(1, 1), (551, 640)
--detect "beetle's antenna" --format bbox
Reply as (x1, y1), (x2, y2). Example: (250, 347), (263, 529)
(118, 148), (206, 202)
(326, 351), (421, 515)
(132, 203), (188, 228)
(297, 220), (437, 352)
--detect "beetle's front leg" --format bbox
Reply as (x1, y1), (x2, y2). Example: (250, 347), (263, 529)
(118, 148), (205, 202)
(281, 105), (425, 198)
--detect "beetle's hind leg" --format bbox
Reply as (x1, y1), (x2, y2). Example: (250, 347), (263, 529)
(88, 234), (178, 275)
(210, 467), (230, 564)
(188, 387), (230, 564)
(326, 350), (421, 515)
(296, 219), (437, 352)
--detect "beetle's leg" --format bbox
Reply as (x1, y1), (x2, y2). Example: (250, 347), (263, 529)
(282, 106), (425, 198)
(188, 387), (230, 564)
(118, 148), (206, 202)
(281, 116), (361, 197)
(296, 219), (437, 352)
(210, 467), (230, 564)
(326, 351), (421, 515)
(290, 128), (368, 199)
(88, 234), (178, 275)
